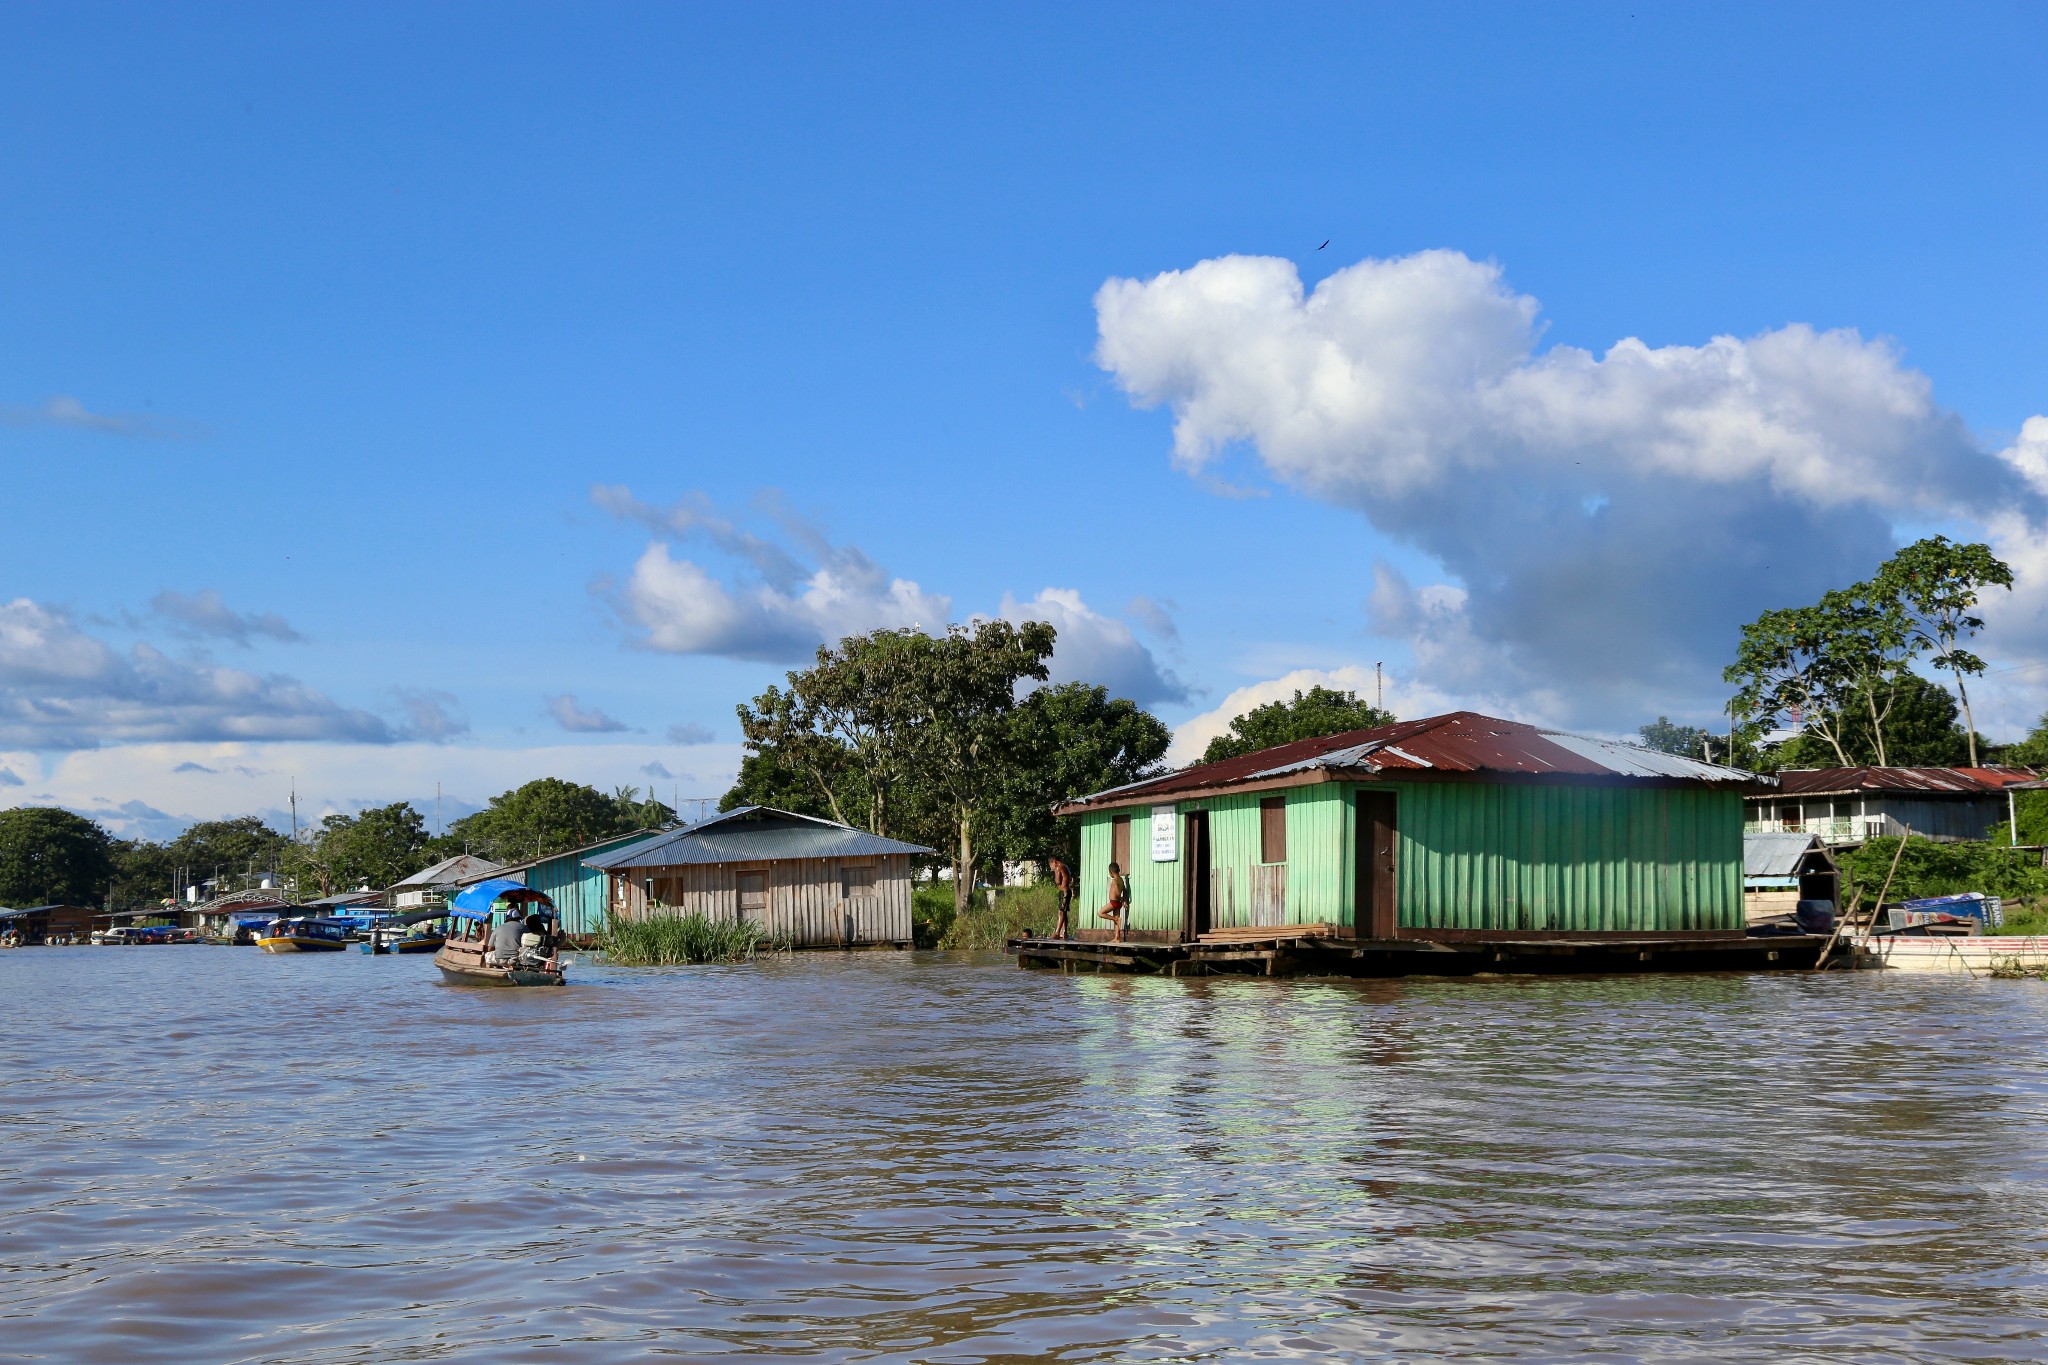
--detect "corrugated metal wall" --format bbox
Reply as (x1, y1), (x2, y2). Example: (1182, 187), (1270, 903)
(1076, 779), (1743, 937)
(510, 832), (657, 935)
(1393, 782), (1743, 933)
(604, 854), (913, 947)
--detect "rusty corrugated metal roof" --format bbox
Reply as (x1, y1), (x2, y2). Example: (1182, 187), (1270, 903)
(1061, 711), (1768, 811)
(1770, 765), (2037, 798)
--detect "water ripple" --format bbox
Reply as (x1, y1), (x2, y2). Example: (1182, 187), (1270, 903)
(6, 949), (2048, 1361)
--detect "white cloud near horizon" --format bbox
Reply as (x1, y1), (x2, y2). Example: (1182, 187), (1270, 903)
(596, 486), (1185, 704)
(1096, 249), (2048, 729)
(0, 597), (400, 748)
(2, 738), (746, 840)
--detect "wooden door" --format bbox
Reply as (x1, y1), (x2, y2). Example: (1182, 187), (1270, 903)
(736, 870), (768, 925)
(1181, 809), (1211, 940)
(1355, 791), (1397, 938)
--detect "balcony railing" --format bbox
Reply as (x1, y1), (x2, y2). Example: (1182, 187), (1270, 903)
(1745, 817), (1874, 844)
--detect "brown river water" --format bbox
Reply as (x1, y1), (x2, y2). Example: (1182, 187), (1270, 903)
(6, 946), (2048, 1363)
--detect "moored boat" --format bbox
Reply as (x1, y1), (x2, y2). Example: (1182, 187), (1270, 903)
(256, 916), (353, 953)
(432, 878), (566, 986)
(359, 907), (449, 955)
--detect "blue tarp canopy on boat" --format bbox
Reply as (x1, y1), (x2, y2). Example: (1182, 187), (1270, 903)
(447, 878), (555, 920)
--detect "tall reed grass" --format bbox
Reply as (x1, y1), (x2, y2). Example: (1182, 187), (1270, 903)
(595, 911), (783, 965)
(934, 882), (1062, 950)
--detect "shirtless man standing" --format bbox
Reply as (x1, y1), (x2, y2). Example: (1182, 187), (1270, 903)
(1049, 856), (1074, 938)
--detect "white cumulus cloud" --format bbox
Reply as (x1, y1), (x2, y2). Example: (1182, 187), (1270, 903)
(601, 488), (950, 662)
(1096, 249), (2048, 726)
(998, 588), (1187, 706)
(0, 598), (396, 749)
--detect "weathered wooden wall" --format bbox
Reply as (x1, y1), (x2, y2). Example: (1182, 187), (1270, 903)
(606, 853), (913, 947)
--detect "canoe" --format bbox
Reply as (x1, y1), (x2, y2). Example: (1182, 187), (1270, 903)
(1851, 933), (2048, 975)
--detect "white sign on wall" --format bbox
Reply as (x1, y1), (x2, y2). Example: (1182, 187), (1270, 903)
(1150, 804), (1177, 862)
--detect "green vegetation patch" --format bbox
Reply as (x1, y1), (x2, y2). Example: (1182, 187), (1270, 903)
(595, 912), (784, 965)
(1840, 837), (2048, 933)
(929, 882), (1062, 951)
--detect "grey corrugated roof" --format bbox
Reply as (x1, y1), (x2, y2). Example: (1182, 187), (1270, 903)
(1744, 832), (1824, 878)
(392, 853), (503, 887)
(585, 806), (934, 869)
(455, 829), (664, 882)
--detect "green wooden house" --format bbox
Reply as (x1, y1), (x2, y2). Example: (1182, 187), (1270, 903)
(1056, 712), (1769, 943)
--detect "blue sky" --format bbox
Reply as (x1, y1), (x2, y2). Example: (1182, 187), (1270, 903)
(4, 4), (2046, 837)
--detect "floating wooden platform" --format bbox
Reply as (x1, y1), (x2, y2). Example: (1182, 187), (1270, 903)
(1008, 930), (1832, 977)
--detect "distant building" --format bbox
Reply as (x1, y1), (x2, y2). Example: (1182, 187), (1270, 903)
(388, 853), (503, 908)
(1742, 832), (1839, 925)
(1744, 767), (2037, 845)
(0, 904), (97, 944)
(585, 806), (933, 949)
(1056, 711), (1765, 944)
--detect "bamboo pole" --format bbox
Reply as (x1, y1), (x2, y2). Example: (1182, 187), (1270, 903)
(1872, 824), (1913, 926)
(1813, 889), (1861, 972)
(1814, 825), (1910, 972)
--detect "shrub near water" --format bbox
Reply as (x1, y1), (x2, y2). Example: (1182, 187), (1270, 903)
(937, 882), (1063, 950)
(595, 912), (781, 965)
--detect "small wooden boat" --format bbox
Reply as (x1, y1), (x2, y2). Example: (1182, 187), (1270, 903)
(432, 878), (566, 986)
(256, 916), (352, 953)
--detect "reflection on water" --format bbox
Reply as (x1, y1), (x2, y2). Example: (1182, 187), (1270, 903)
(6, 947), (2048, 1362)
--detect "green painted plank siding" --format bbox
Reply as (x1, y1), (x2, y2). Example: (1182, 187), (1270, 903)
(1391, 782), (1742, 933)
(1074, 779), (1742, 938)
(1079, 807), (1183, 934)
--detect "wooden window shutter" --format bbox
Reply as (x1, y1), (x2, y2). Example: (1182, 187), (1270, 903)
(1260, 797), (1287, 864)
(1111, 815), (1131, 870)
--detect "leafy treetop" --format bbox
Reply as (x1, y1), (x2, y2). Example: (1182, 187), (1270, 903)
(1200, 687), (1395, 765)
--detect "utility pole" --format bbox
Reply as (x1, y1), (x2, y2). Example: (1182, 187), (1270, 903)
(1375, 662), (1383, 715)
(435, 781), (441, 837)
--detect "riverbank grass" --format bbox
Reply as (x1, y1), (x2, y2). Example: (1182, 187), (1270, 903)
(915, 882), (1062, 950)
(595, 912), (783, 965)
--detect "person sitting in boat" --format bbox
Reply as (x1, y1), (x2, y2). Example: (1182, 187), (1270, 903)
(490, 908), (524, 965)
(521, 908), (552, 960)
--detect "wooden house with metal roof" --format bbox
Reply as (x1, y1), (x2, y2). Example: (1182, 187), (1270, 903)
(584, 806), (934, 949)
(454, 829), (662, 936)
(1052, 711), (1772, 946)
(1744, 766), (2036, 845)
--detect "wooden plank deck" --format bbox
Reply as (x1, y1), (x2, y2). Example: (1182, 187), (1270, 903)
(1008, 932), (1830, 977)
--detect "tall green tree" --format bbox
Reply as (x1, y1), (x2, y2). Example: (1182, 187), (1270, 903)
(168, 817), (290, 885)
(445, 778), (663, 865)
(292, 802), (430, 894)
(735, 629), (925, 836)
(1201, 686), (1394, 765)
(0, 807), (115, 907)
(899, 620), (1057, 912)
(1638, 717), (1715, 759)
(989, 682), (1172, 871)
(1726, 584), (1915, 766)
(1874, 536), (2014, 766)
